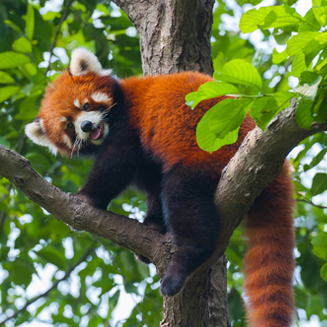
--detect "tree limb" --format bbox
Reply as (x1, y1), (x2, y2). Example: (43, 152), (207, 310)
(0, 145), (166, 265)
(0, 101), (326, 280)
(212, 99), (327, 258)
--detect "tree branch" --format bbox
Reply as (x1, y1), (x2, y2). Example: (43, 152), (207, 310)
(0, 248), (92, 325)
(0, 145), (166, 264)
(0, 101), (326, 282)
(212, 99), (327, 258)
(297, 198), (327, 210)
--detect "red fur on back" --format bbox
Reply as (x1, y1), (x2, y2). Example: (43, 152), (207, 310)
(121, 72), (256, 172)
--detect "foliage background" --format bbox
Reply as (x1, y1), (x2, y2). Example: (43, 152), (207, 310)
(0, 0), (327, 326)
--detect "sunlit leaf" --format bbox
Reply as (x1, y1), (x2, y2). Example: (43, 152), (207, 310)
(287, 32), (320, 56)
(12, 36), (32, 53)
(214, 59), (262, 91)
(185, 82), (239, 108)
(196, 98), (252, 153)
(0, 86), (20, 102)
(26, 4), (35, 40)
(240, 5), (301, 33)
(272, 48), (289, 64)
(0, 71), (15, 84)
(321, 263), (327, 280)
(0, 52), (30, 69)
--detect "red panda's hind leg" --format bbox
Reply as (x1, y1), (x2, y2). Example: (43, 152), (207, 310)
(160, 166), (220, 296)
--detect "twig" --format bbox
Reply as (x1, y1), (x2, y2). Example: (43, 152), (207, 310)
(0, 248), (92, 326)
(297, 198), (327, 210)
(45, 0), (73, 75)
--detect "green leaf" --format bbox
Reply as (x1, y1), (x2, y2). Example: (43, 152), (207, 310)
(15, 94), (40, 120)
(296, 75), (322, 100)
(295, 98), (313, 130)
(291, 52), (306, 77)
(250, 92), (294, 130)
(312, 88), (327, 122)
(321, 263), (327, 280)
(12, 36), (32, 53)
(299, 8), (321, 32)
(313, 6), (327, 26)
(26, 4), (35, 40)
(312, 232), (327, 259)
(213, 51), (225, 72)
(24, 63), (37, 77)
(287, 32), (320, 56)
(300, 8), (321, 32)
(306, 148), (327, 170)
(196, 98), (253, 153)
(311, 173), (327, 196)
(272, 48), (289, 64)
(185, 82), (239, 108)
(0, 71), (15, 84)
(214, 59), (262, 91)
(0, 52), (30, 69)
(0, 86), (20, 102)
(294, 287), (309, 308)
(240, 5), (301, 33)
(37, 247), (67, 271)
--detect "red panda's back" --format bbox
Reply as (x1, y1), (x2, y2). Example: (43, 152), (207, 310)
(121, 72), (256, 173)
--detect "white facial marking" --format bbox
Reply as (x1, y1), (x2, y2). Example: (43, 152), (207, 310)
(25, 121), (58, 156)
(70, 48), (102, 76)
(60, 116), (67, 122)
(91, 92), (111, 104)
(63, 135), (73, 149)
(74, 111), (103, 140)
(74, 99), (81, 108)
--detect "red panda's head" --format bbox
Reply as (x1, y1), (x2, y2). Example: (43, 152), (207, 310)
(25, 48), (118, 157)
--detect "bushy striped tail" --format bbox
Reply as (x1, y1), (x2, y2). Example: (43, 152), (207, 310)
(243, 163), (295, 327)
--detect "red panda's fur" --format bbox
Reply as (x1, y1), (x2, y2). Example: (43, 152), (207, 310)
(25, 49), (295, 327)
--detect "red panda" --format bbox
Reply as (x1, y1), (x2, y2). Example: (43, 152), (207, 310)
(25, 48), (295, 327)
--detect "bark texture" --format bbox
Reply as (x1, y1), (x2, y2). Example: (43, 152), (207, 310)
(113, 0), (215, 75)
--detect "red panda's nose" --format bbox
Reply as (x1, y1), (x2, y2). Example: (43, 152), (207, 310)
(81, 121), (93, 132)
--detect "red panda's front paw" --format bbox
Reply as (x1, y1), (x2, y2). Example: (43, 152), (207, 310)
(74, 192), (94, 206)
(74, 192), (108, 209)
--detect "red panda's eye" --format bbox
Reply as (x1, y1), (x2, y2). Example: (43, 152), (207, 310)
(67, 122), (74, 128)
(83, 103), (90, 110)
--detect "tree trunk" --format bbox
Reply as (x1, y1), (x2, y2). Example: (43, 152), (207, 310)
(112, 0), (230, 325)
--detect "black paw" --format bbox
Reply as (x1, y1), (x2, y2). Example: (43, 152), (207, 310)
(135, 253), (151, 264)
(160, 272), (186, 297)
(74, 192), (107, 209)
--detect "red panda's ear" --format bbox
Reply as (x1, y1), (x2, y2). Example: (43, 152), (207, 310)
(69, 48), (112, 77)
(25, 118), (58, 156)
